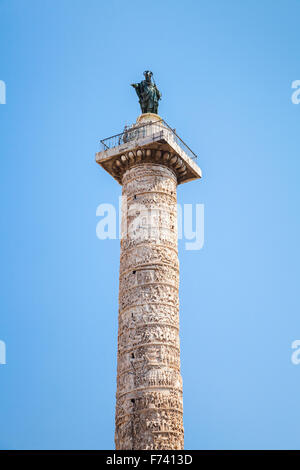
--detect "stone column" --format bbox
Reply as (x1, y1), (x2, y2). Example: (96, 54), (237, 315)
(96, 112), (202, 450)
(115, 159), (184, 450)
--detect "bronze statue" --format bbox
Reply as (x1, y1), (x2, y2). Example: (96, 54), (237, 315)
(131, 71), (161, 114)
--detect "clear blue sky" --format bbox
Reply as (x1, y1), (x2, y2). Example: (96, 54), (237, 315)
(0, 0), (299, 450)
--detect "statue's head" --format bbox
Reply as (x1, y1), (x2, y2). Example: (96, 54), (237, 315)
(143, 70), (153, 83)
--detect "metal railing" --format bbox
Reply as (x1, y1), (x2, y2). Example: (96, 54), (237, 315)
(100, 119), (198, 160)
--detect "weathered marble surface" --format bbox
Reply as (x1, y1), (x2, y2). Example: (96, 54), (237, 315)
(115, 159), (184, 450)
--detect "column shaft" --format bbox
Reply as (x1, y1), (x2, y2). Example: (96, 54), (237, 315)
(115, 159), (184, 450)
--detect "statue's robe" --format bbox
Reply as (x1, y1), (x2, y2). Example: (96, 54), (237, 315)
(134, 80), (161, 113)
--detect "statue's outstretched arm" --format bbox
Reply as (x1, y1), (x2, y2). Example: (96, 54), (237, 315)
(131, 83), (141, 100)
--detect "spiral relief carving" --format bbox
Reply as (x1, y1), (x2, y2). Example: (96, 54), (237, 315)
(115, 156), (184, 450)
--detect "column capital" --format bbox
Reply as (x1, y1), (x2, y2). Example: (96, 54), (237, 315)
(96, 118), (202, 185)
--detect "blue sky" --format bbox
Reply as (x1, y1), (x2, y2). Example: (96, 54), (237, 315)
(0, 0), (299, 450)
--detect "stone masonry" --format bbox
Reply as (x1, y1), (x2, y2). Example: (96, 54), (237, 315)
(96, 114), (202, 450)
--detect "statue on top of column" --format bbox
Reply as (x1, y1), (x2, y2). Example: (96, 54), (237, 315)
(131, 71), (161, 115)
